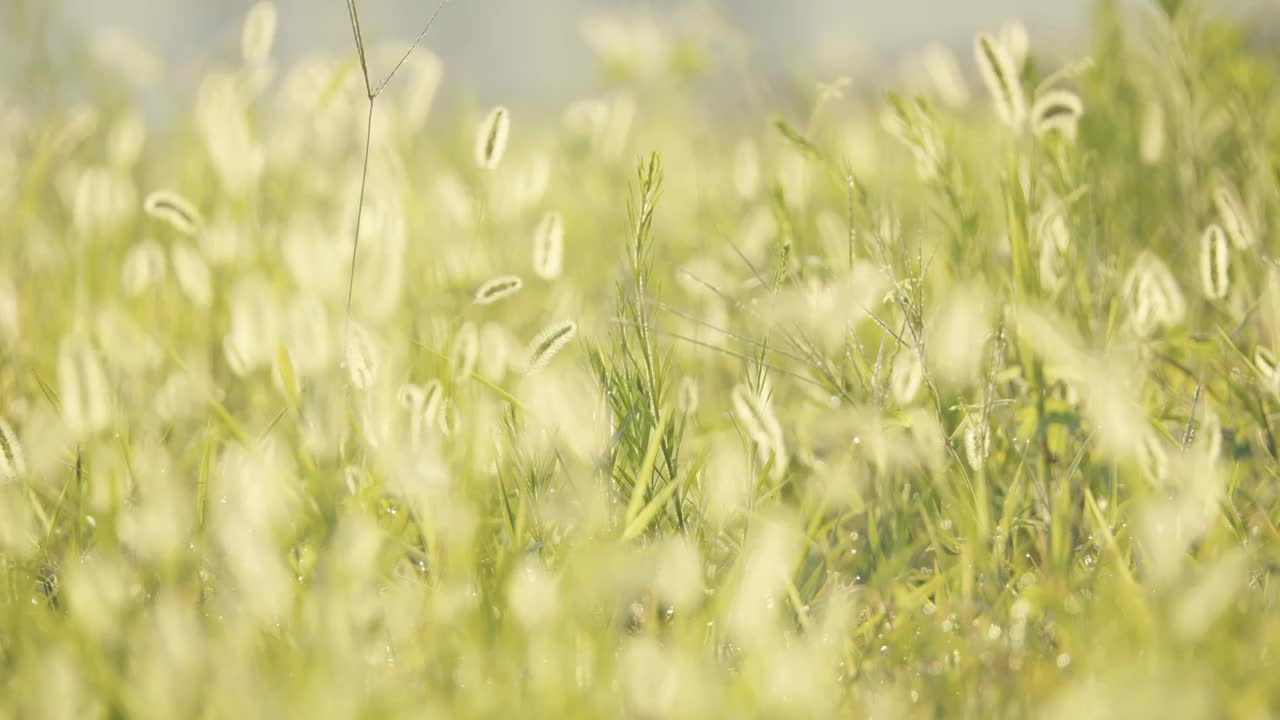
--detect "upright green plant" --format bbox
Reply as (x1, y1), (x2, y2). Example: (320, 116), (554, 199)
(590, 153), (687, 539)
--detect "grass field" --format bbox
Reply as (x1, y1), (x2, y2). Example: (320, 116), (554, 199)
(2, 1), (1279, 717)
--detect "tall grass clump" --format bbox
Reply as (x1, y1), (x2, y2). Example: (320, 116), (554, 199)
(0, 1), (1278, 718)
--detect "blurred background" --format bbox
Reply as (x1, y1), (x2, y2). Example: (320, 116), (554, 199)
(1, 0), (1273, 112)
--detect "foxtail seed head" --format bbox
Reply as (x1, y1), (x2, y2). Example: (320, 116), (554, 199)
(533, 212), (565, 280)
(524, 320), (577, 375)
(1030, 89), (1084, 142)
(963, 418), (991, 472)
(343, 323), (380, 391)
(474, 275), (524, 305)
(121, 240), (167, 296)
(1124, 253), (1185, 336)
(0, 417), (25, 482)
(476, 106), (511, 170)
(58, 337), (112, 438)
(144, 190), (203, 235)
(450, 322), (480, 381)
(1199, 224), (1230, 301)
(974, 33), (1026, 129)
(241, 2), (278, 66)
(730, 383), (788, 479)
(171, 242), (213, 308)
(890, 352), (924, 405)
(1138, 432), (1169, 486)
(1213, 182), (1256, 250)
(999, 20), (1029, 69)
(922, 44), (970, 108)
(1255, 347), (1278, 392)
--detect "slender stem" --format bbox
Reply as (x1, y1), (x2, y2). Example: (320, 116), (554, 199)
(344, 98), (375, 337)
(374, 0), (453, 97)
(345, 0), (372, 98)
(342, 0), (451, 338)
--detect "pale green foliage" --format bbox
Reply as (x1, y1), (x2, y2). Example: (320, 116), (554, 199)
(1, 2), (1279, 718)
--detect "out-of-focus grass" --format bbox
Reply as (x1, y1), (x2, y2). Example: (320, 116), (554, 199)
(1, 1), (1279, 717)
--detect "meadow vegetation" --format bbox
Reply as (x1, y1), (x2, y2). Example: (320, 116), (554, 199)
(1, 0), (1279, 716)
